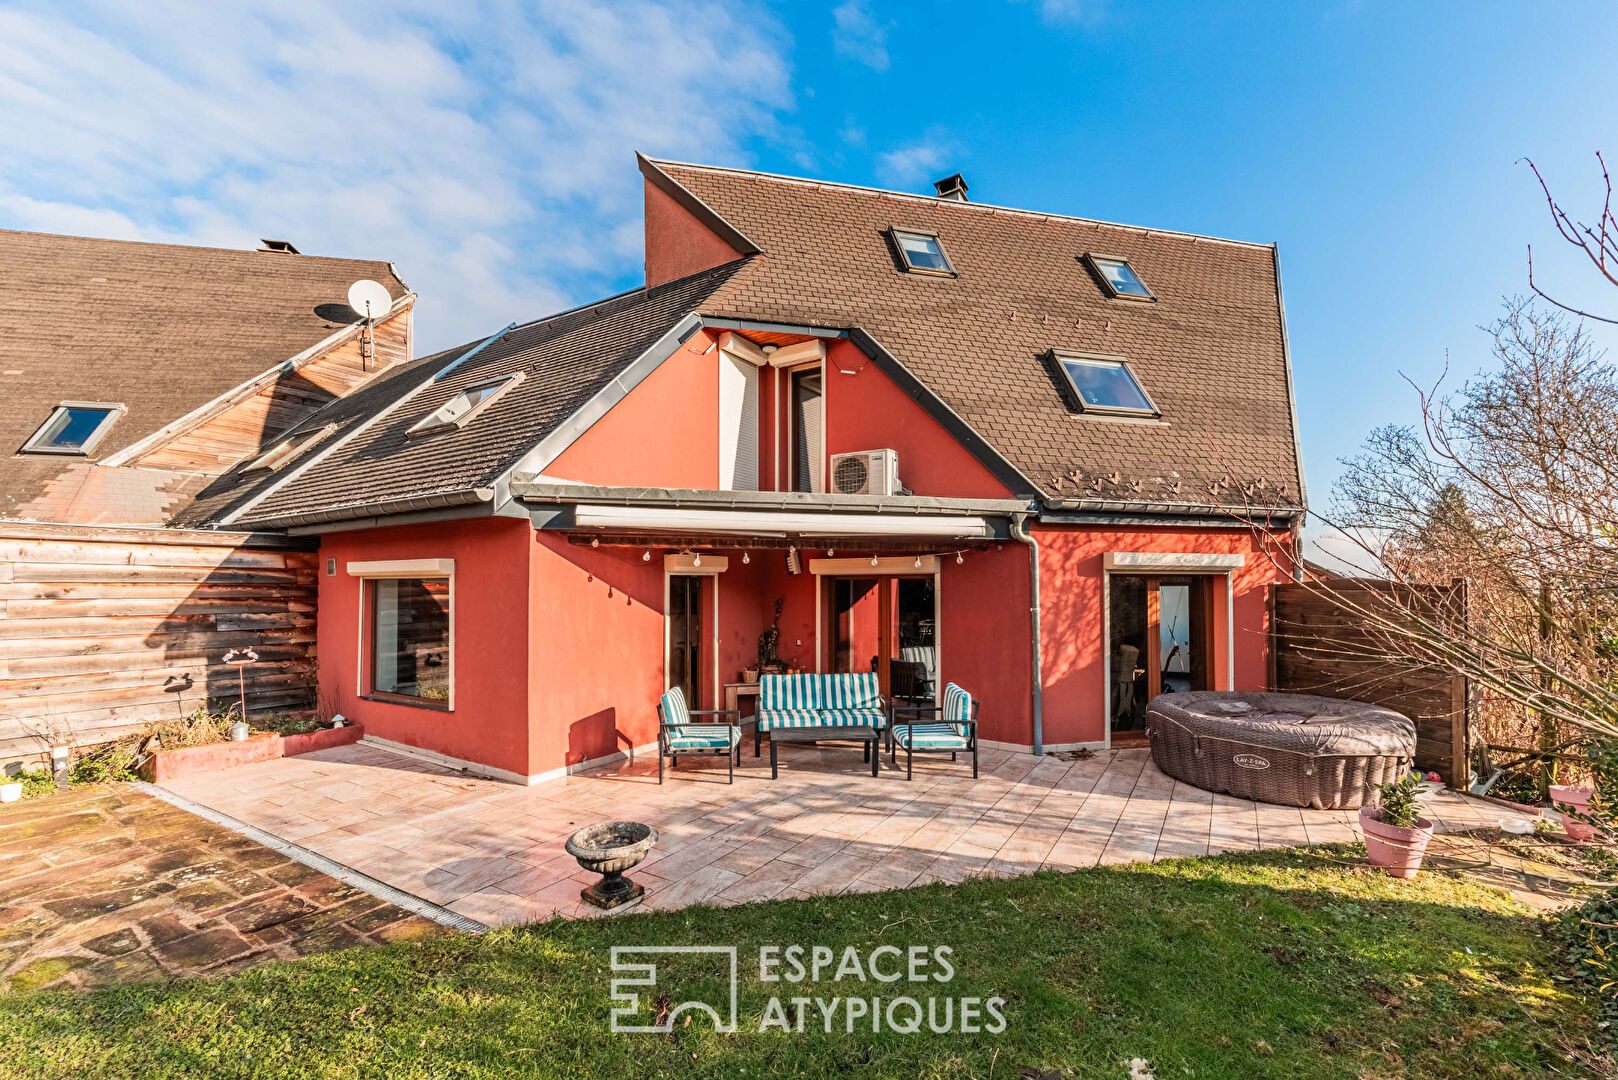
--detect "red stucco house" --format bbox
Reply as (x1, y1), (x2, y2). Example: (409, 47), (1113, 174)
(196, 158), (1306, 785)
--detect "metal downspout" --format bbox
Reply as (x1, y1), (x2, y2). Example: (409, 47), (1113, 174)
(1010, 512), (1043, 756)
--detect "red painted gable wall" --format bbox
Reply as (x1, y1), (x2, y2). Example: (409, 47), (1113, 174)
(822, 339), (1013, 499)
(644, 179), (744, 288)
(545, 329), (721, 488)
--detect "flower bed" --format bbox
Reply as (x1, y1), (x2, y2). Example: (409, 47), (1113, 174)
(138, 724), (362, 783)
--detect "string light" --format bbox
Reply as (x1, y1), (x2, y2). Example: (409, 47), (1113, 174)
(590, 537), (599, 548)
(827, 548), (835, 557)
(914, 555), (922, 568)
(742, 551), (750, 564)
(642, 550), (651, 562)
(956, 551), (964, 565)
(870, 554), (878, 566)
(692, 554), (702, 568)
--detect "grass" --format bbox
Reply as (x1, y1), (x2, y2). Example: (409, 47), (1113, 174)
(0, 846), (1605, 1080)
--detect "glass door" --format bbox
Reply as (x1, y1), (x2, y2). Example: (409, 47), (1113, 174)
(1108, 575), (1211, 732)
(668, 575), (703, 708)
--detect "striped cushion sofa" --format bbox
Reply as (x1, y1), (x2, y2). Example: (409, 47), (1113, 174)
(753, 672), (886, 755)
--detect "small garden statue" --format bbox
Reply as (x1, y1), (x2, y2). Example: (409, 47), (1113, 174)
(758, 598), (784, 672)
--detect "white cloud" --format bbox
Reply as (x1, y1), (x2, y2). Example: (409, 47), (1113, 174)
(0, 0), (794, 351)
(832, 1), (889, 71)
(875, 136), (955, 189)
(1036, 0), (1109, 25)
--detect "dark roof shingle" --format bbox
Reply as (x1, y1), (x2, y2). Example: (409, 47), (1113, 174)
(223, 262), (747, 527)
(654, 160), (1304, 508)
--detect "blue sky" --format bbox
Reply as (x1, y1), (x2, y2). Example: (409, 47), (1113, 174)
(2, 1), (1615, 503)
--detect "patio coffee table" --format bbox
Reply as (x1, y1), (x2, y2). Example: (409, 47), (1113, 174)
(769, 725), (881, 779)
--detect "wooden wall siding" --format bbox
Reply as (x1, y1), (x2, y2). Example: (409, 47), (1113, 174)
(0, 522), (318, 763)
(133, 308), (411, 474)
(1269, 580), (1469, 786)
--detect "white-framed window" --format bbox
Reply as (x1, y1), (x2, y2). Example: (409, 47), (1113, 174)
(1083, 253), (1155, 300)
(243, 423), (336, 474)
(890, 228), (955, 276)
(19, 402), (124, 455)
(1051, 352), (1159, 417)
(408, 372), (523, 436)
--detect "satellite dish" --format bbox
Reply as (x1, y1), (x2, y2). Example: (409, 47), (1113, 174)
(346, 279), (393, 322)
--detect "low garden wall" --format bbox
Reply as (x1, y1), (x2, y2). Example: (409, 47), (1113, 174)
(138, 724), (362, 783)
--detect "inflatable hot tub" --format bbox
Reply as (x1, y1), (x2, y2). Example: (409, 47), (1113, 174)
(1147, 691), (1416, 809)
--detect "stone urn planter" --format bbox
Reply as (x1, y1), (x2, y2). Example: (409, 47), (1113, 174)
(1550, 785), (1599, 842)
(565, 821), (657, 910)
(1359, 805), (1434, 879)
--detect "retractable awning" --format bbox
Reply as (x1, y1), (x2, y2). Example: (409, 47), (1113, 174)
(568, 503), (996, 539)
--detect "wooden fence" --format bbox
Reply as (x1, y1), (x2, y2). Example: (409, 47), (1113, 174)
(0, 522), (318, 764)
(1269, 579), (1470, 787)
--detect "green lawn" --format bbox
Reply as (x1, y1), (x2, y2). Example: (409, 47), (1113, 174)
(0, 846), (1604, 1079)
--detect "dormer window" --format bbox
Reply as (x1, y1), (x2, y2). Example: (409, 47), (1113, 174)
(1051, 352), (1158, 417)
(890, 229), (955, 276)
(408, 373), (523, 436)
(1083, 254), (1154, 301)
(19, 402), (123, 455)
(244, 423), (336, 474)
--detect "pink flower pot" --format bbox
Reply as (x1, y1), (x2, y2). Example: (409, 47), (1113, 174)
(1359, 806), (1434, 878)
(1550, 785), (1598, 843)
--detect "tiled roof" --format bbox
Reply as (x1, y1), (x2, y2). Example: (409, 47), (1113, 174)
(220, 263), (748, 528)
(0, 229), (405, 514)
(653, 159), (1304, 509)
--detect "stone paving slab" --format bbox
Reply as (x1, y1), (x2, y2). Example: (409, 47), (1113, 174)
(157, 736), (1583, 926)
(0, 784), (441, 991)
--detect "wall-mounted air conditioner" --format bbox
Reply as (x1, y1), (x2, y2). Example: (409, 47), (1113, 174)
(830, 449), (900, 496)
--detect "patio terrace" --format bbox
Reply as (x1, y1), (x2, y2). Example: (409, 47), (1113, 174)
(159, 739), (1541, 927)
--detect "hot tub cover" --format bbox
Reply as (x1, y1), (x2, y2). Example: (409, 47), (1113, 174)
(1147, 691), (1417, 809)
(1149, 691), (1416, 757)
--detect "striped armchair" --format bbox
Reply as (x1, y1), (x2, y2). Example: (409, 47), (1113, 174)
(889, 682), (978, 780)
(657, 686), (741, 784)
(753, 672), (887, 756)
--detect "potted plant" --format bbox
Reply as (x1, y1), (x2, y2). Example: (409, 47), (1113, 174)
(1360, 773), (1434, 878)
(1550, 784), (1599, 842)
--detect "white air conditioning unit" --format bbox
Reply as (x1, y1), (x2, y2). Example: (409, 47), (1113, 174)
(830, 449), (900, 496)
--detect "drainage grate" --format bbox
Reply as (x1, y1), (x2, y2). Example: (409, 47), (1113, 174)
(135, 781), (487, 935)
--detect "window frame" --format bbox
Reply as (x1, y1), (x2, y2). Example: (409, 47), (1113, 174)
(1081, 253), (1156, 302)
(19, 401), (125, 455)
(242, 423), (337, 474)
(349, 559), (456, 712)
(406, 372), (524, 437)
(888, 227), (957, 277)
(1049, 350), (1161, 418)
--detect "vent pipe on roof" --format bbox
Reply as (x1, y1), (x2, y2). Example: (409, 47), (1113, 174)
(258, 239), (301, 254)
(932, 174), (969, 202)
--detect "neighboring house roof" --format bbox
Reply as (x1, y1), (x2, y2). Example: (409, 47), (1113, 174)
(648, 158), (1305, 512)
(0, 228), (407, 516)
(218, 262), (748, 529)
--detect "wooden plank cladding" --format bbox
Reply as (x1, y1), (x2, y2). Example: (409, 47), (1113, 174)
(0, 522), (319, 763)
(1269, 579), (1469, 787)
(132, 306), (411, 474)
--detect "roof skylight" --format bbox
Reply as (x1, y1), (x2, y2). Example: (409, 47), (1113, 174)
(19, 402), (123, 455)
(408, 373), (523, 436)
(1051, 352), (1158, 417)
(1084, 254), (1154, 300)
(244, 424), (336, 474)
(891, 229), (955, 275)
